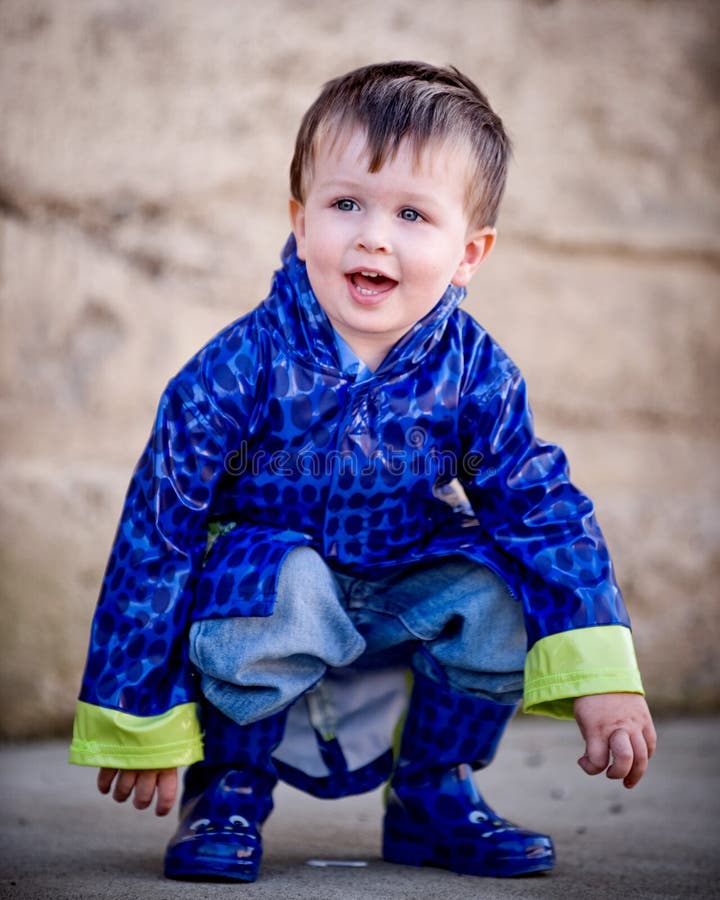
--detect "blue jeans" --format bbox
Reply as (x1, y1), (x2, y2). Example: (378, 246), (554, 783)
(189, 547), (526, 725)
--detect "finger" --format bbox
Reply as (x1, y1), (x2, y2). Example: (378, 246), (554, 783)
(622, 731), (651, 790)
(606, 729), (634, 782)
(645, 721), (658, 760)
(155, 769), (178, 817)
(112, 770), (138, 804)
(577, 735), (609, 776)
(132, 771), (157, 811)
(97, 768), (117, 795)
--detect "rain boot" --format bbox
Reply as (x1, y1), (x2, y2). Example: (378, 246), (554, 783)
(382, 669), (555, 877)
(164, 702), (287, 882)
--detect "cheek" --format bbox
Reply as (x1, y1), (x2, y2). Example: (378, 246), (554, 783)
(413, 254), (458, 289)
(304, 242), (338, 296)
(307, 226), (342, 270)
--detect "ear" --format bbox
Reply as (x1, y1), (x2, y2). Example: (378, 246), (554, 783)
(451, 227), (497, 287)
(289, 198), (307, 260)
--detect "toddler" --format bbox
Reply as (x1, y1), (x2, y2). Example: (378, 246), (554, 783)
(70, 61), (656, 882)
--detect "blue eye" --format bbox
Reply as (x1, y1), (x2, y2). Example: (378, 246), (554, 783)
(400, 208), (421, 222)
(335, 199), (358, 212)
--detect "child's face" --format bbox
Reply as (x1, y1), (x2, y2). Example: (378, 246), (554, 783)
(290, 128), (495, 369)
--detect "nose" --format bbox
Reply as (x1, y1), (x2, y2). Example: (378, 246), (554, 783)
(355, 213), (391, 254)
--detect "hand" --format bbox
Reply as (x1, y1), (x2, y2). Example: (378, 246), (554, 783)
(573, 693), (657, 789)
(97, 767), (178, 816)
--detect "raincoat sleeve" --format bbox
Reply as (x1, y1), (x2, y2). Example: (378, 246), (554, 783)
(461, 365), (644, 719)
(70, 352), (247, 769)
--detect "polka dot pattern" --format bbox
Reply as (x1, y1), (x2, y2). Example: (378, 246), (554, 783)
(393, 670), (516, 779)
(79, 235), (631, 724)
(184, 702), (287, 803)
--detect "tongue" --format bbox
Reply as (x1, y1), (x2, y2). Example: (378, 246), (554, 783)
(353, 272), (394, 292)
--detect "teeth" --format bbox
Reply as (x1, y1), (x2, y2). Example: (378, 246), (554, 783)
(360, 271), (380, 278)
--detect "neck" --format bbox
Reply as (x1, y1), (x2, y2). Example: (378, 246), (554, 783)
(338, 334), (391, 372)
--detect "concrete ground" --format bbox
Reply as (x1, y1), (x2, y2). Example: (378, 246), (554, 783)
(1, 716), (718, 900)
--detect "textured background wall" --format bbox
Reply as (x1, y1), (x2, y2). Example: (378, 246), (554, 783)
(1, 0), (718, 737)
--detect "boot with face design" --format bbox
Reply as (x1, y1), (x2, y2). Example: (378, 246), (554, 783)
(164, 703), (287, 882)
(382, 670), (555, 877)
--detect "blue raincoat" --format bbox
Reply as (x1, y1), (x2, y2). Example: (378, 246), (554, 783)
(70, 237), (643, 788)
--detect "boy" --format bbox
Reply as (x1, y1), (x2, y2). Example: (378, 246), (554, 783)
(70, 61), (656, 882)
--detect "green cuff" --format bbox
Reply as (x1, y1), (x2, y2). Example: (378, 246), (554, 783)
(69, 701), (203, 769)
(523, 625), (645, 719)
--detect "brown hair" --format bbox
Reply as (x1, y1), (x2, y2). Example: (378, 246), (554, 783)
(289, 61), (511, 228)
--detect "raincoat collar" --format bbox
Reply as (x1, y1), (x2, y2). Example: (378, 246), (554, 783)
(264, 235), (467, 378)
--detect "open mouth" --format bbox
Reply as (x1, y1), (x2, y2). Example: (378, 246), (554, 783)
(348, 270), (398, 297)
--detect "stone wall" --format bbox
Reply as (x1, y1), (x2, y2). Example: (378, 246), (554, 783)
(1, 0), (718, 737)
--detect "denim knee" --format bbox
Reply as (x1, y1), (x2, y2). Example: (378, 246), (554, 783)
(189, 547), (366, 724)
